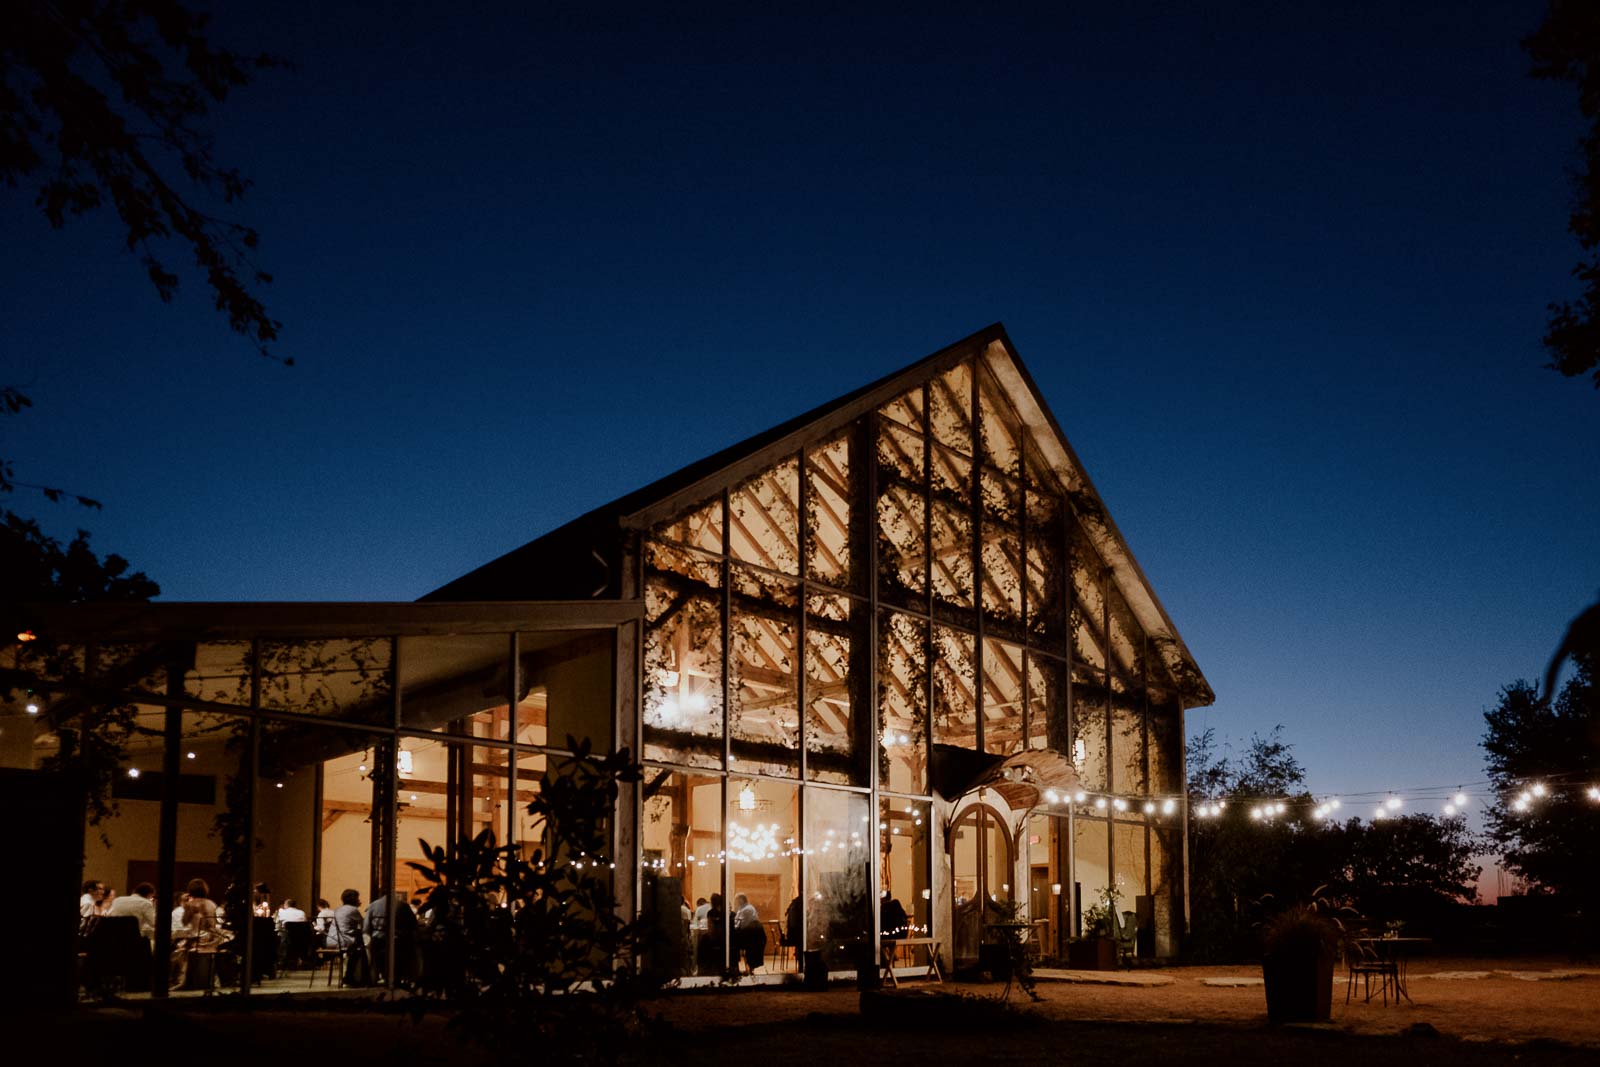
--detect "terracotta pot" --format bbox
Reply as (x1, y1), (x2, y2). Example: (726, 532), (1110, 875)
(1261, 948), (1334, 1023)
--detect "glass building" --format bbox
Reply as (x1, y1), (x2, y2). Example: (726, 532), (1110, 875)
(4, 324), (1211, 999)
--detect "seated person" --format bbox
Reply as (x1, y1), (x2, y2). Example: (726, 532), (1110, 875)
(732, 894), (765, 974)
(107, 882), (158, 942)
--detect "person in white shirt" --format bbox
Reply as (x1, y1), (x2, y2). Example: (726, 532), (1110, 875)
(275, 898), (308, 926)
(732, 894), (765, 973)
(80, 879), (106, 920)
(106, 882), (158, 941)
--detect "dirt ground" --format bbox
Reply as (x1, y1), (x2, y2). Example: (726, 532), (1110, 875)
(648, 955), (1600, 1051)
(23, 956), (1600, 1067)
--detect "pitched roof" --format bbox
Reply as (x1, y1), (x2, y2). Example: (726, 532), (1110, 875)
(425, 323), (1213, 707)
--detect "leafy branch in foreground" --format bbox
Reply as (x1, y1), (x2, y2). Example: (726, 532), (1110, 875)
(407, 738), (657, 1062)
(2, 0), (287, 359)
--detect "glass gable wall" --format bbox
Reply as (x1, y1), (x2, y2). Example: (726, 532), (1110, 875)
(639, 349), (1192, 969)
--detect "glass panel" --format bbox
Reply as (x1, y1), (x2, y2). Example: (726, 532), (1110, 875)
(805, 433), (853, 589)
(729, 580), (799, 778)
(806, 607), (862, 785)
(981, 638), (1024, 757)
(977, 361), (1024, 476)
(83, 709), (251, 994)
(1111, 684), (1145, 795)
(1147, 691), (1182, 794)
(641, 771), (723, 975)
(805, 787), (871, 968)
(655, 497), (724, 555)
(805, 592), (851, 622)
(1025, 489), (1067, 645)
(876, 418), (924, 484)
(394, 735), (514, 894)
(1072, 817), (1109, 938)
(980, 467), (1021, 526)
(645, 539), (723, 589)
(258, 638), (392, 722)
(521, 631), (613, 752)
(878, 612), (928, 794)
(1025, 814), (1068, 959)
(1072, 671), (1108, 793)
(1024, 653), (1063, 753)
(929, 446), (974, 622)
(183, 641), (253, 707)
(878, 383), (924, 432)
(398, 633), (506, 735)
(931, 626), (976, 751)
(1105, 581), (1143, 683)
(643, 581), (724, 770)
(879, 798), (930, 940)
(981, 522), (1024, 638)
(1070, 524), (1107, 671)
(730, 458), (800, 575)
(727, 778), (800, 974)
(1024, 437), (1063, 493)
(876, 429), (927, 607)
(984, 811), (1012, 904)
(1114, 818), (1148, 905)
(928, 361), (973, 454)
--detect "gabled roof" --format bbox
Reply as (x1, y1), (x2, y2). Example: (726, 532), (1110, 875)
(425, 323), (1213, 708)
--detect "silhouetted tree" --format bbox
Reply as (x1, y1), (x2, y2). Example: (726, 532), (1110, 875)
(0, 512), (158, 603)
(1525, 0), (1600, 387)
(1319, 813), (1481, 922)
(1481, 664), (1600, 908)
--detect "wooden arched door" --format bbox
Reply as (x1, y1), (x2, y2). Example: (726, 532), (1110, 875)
(949, 804), (1014, 967)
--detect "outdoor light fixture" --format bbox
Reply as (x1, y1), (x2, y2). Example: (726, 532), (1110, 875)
(17, 630), (36, 642)
(127, 768), (140, 779)
(1385, 797), (1402, 811)
(1094, 797), (1107, 810)
(1453, 792), (1468, 808)
(1162, 798), (1177, 815)
(1531, 783), (1547, 798)
(186, 751), (195, 760)
(25, 703), (39, 714)
(1587, 786), (1600, 803)
(1113, 798), (1128, 812)
(1074, 791), (1087, 803)
(1143, 801), (1156, 814)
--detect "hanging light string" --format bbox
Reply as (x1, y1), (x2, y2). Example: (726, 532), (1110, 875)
(1037, 770), (1600, 824)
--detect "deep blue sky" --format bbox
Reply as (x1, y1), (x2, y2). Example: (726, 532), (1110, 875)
(5, 2), (1597, 825)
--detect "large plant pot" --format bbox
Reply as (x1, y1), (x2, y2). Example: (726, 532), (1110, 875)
(1261, 948), (1334, 1023)
(1066, 937), (1117, 970)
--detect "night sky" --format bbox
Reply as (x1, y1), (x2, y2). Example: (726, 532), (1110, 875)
(4, 3), (1596, 850)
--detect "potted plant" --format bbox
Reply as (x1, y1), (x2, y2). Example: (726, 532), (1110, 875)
(1067, 887), (1120, 970)
(1259, 889), (1342, 1023)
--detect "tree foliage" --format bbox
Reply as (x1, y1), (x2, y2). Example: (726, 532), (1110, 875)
(2, 0), (284, 357)
(1481, 659), (1600, 906)
(1525, 0), (1600, 387)
(1186, 727), (1481, 961)
(0, 511), (158, 603)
